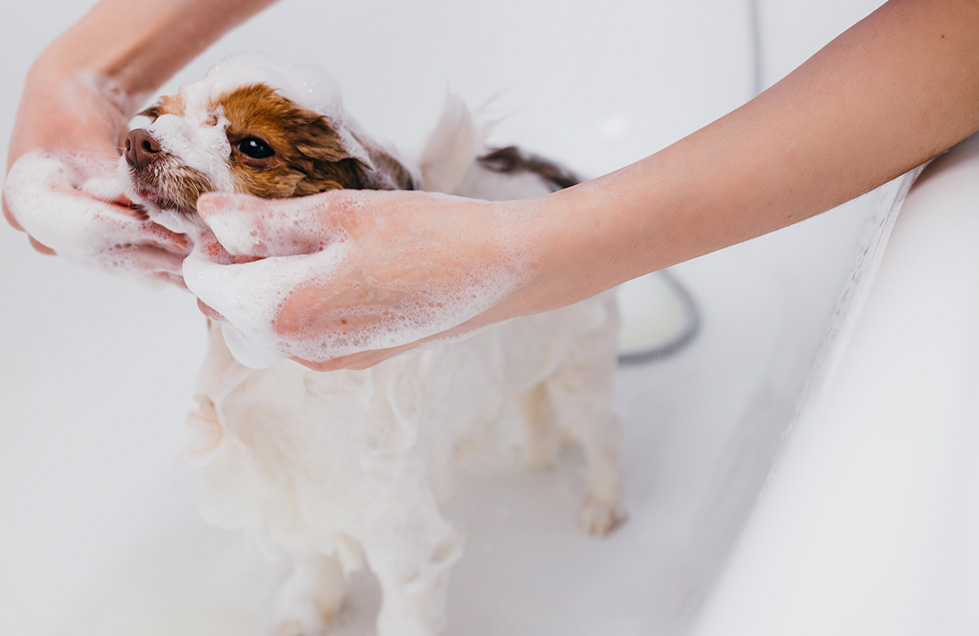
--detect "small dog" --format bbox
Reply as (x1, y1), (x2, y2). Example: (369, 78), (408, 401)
(121, 54), (624, 636)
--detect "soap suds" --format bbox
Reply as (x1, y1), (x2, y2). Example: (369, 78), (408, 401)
(5, 150), (183, 277)
(183, 191), (531, 369)
(188, 54), (372, 167)
(183, 235), (350, 369)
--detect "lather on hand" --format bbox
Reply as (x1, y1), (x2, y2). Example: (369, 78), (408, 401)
(187, 189), (545, 371)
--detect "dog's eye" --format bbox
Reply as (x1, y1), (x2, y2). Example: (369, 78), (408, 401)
(237, 137), (275, 159)
(138, 106), (161, 120)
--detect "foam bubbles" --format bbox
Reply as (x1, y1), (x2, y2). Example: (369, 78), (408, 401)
(5, 150), (184, 277)
(177, 53), (372, 168)
(199, 193), (339, 258)
(183, 191), (532, 369)
(183, 235), (350, 369)
(150, 111), (235, 192)
(118, 57), (545, 367)
(203, 54), (345, 123)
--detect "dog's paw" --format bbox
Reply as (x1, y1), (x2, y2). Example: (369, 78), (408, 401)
(523, 446), (557, 471)
(276, 620), (322, 636)
(578, 495), (627, 537)
(274, 597), (341, 636)
(275, 599), (343, 636)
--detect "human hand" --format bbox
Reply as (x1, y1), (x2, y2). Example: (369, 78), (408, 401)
(185, 190), (548, 370)
(2, 65), (189, 283)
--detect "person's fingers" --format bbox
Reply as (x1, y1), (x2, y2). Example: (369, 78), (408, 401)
(140, 219), (191, 254)
(107, 244), (186, 278)
(5, 175), (54, 253)
(7, 167), (185, 259)
(151, 271), (187, 290)
(289, 338), (422, 372)
(183, 248), (301, 349)
(343, 348), (403, 371)
(196, 192), (312, 257)
(197, 190), (364, 258)
(291, 355), (356, 373)
(197, 298), (225, 321)
(196, 192), (270, 222)
(29, 236), (56, 255)
(195, 227), (233, 262)
(57, 179), (191, 253)
(2, 190), (25, 232)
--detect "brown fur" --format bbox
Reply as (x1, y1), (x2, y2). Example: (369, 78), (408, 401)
(219, 84), (370, 198)
(155, 167), (214, 213)
(135, 83), (417, 212)
(478, 146), (581, 192)
(130, 93), (215, 213)
(139, 94), (186, 119)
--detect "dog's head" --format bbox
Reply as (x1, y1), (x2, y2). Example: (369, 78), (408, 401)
(121, 55), (418, 231)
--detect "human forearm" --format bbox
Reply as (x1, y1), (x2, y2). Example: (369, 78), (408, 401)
(8, 0), (277, 172)
(539, 0), (979, 309)
(32, 0), (276, 95)
(1, 0), (267, 266)
(164, 0), (979, 371)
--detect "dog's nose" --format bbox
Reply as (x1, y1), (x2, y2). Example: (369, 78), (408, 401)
(125, 129), (162, 169)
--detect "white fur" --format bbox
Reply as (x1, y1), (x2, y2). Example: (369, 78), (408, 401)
(137, 65), (625, 635)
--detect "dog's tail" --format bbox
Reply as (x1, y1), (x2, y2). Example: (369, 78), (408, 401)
(416, 93), (493, 194)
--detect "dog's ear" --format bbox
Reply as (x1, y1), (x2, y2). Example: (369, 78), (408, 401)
(357, 134), (420, 192)
(292, 114), (418, 196)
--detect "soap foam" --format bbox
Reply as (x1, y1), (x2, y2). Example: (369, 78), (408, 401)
(184, 239), (350, 368)
(202, 53), (345, 124)
(114, 54), (541, 367)
(119, 53), (379, 238)
(148, 111), (236, 191)
(183, 191), (532, 369)
(179, 53), (372, 168)
(5, 150), (183, 277)
(198, 193), (340, 258)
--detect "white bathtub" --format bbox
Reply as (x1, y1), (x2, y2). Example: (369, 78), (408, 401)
(5, 1), (969, 634)
(690, 133), (979, 636)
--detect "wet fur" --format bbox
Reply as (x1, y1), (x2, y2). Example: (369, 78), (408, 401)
(126, 79), (624, 636)
(134, 83), (416, 211)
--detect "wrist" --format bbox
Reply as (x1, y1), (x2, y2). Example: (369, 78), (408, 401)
(29, 28), (148, 108)
(30, 0), (275, 98)
(508, 189), (615, 316)
(528, 185), (631, 311)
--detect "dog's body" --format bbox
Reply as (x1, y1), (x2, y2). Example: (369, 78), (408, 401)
(123, 55), (624, 636)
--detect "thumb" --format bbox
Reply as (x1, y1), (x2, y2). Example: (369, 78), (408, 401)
(197, 192), (333, 258)
(2, 187), (25, 232)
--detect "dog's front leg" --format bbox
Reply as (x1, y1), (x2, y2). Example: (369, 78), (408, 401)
(274, 553), (348, 636)
(547, 316), (627, 537)
(362, 493), (462, 636)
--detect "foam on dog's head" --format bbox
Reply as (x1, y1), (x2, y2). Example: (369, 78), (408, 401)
(120, 53), (422, 237)
(198, 54), (346, 129)
(177, 53), (374, 169)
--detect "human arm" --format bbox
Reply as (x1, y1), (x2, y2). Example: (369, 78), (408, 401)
(192, 0), (979, 369)
(2, 0), (276, 277)
(543, 0), (979, 306)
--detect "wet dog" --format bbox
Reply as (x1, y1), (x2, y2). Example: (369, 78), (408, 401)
(121, 54), (624, 636)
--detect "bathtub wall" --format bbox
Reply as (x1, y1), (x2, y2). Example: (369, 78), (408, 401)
(690, 2), (979, 633)
(691, 132), (979, 636)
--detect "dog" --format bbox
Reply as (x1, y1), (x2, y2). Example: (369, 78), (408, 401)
(121, 54), (624, 636)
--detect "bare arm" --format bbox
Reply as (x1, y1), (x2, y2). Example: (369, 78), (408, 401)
(179, 0), (979, 369)
(2, 0), (275, 252)
(537, 0), (979, 311)
(26, 0), (277, 96)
